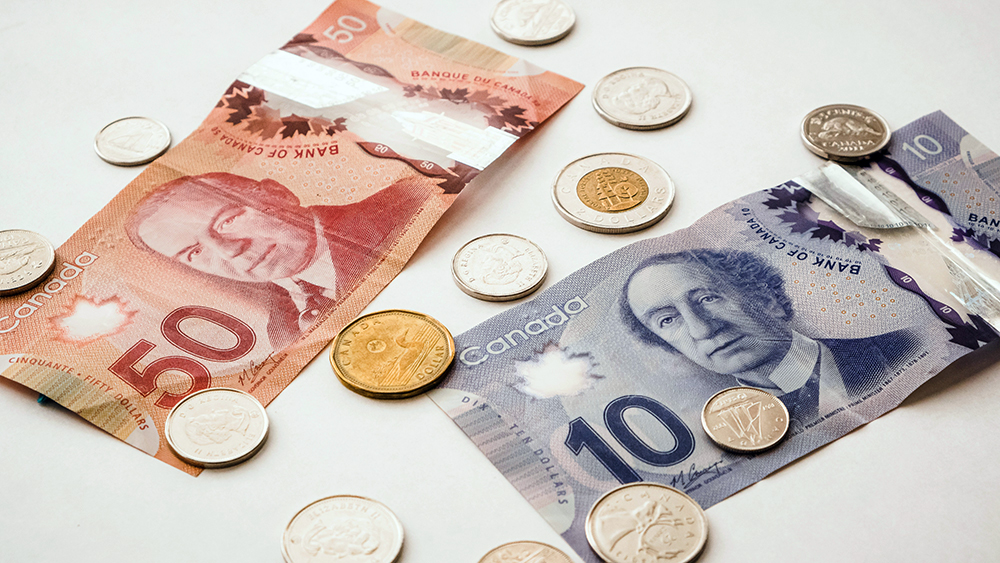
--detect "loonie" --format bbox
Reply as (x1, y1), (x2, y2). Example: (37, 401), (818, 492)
(282, 495), (404, 563)
(0, 230), (56, 296)
(164, 388), (268, 468)
(479, 540), (573, 563)
(586, 482), (708, 563)
(552, 153), (675, 234)
(490, 0), (576, 46)
(94, 116), (171, 166)
(800, 104), (890, 162)
(452, 233), (548, 301)
(592, 67), (692, 130)
(701, 386), (790, 453)
(330, 310), (456, 399)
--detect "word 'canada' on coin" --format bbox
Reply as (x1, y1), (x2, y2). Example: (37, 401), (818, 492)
(94, 116), (171, 166)
(800, 104), (891, 162)
(330, 309), (456, 399)
(701, 386), (790, 453)
(282, 495), (404, 563)
(452, 233), (548, 302)
(490, 0), (576, 46)
(478, 540), (573, 563)
(0, 230), (57, 297)
(165, 387), (269, 468)
(592, 67), (692, 130)
(553, 153), (676, 234)
(586, 482), (708, 563)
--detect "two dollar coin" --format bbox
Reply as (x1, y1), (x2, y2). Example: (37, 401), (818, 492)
(553, 152), (676, 234)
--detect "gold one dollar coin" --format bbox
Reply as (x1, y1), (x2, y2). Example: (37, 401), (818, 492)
(701, 386), (789, 453)
(330, 309), (455, 399)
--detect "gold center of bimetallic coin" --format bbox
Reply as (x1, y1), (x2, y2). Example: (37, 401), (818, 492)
(576, 167), (648, 213)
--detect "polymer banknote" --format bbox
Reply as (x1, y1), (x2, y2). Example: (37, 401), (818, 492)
(431, 112), (999, 562)
(0, 0), (581, 472)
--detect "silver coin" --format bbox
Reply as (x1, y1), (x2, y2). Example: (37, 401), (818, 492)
(479, 540), (573, 563)
(452, 233), (547, 301)
(552, 153), (675, 234)
(94, 116), (171, 166)
(490, 0), (576, 46)
(800, 104), (891, 162)
(165, 387), (268, 468)
(593, 67), (692, 130)
(282, 495), (404, 563)
(0, 230), (57, 297)
(585, 482), (708, 563)
(701, 386), (790, 453)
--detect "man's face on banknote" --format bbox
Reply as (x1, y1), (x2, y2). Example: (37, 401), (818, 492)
(625, 261), (792, 377)
(135, 181), (316, 284)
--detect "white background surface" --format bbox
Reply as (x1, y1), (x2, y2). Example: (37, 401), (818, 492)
(2, 0), (1000, 561)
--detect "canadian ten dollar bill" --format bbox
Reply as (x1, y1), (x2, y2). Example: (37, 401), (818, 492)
(0, 0), (581, 473)
(431, 112), (999, 562)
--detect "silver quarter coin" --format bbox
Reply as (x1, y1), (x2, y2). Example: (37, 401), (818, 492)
(0, 230), (56, 297)
(452, 233), (547, 301)
(552, 153), (675, 234)
(585, 482), (708, 563)
(593, 67), (692, 130)
(800, 104), (890, 162)
(490, 0), (576, 46)
(94, 116), (171, 166)
(701, 386), (790, 453)
(165, 387), (268, 468)
(478, 540), (573, 563)
(282, 495), (404, 563)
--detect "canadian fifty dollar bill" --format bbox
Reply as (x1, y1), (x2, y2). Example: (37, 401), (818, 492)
(0, 0), (581, 473)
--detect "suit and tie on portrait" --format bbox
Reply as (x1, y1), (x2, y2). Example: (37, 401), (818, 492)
(621, 248), (920, 421)
(127, 172), (426, 349)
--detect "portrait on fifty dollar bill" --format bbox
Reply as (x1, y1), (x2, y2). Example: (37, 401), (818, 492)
(125, 172), (426, 349)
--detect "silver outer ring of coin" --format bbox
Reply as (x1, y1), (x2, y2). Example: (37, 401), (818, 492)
(701, 386), (790, 453)
(490, 0), (576, 46)
(800, 104), (891, 162)
(94, 116), (171, 166)
(165, 387), (269, 468)
(0, 230), (57, 296)
(585, 482), (708, 563)
(282, 495), (404, 563)
(478, 540), (573, 563)
(552, 152), (676, 234)
(592, 67), (693, 130)
(452, 233), (548, 301)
